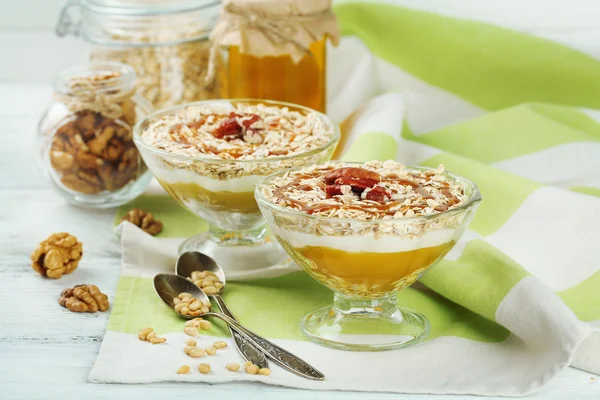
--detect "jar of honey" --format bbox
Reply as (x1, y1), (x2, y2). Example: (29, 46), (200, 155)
(208, 0), (339, 112)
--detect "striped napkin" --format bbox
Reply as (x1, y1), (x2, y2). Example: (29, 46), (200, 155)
(89, 2), (600, 396)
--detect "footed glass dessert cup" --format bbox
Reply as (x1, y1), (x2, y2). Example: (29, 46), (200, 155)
(134, 99), (339, 274)
(256, 161), (481, 351)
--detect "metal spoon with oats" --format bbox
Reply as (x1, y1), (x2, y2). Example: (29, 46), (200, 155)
(153, 273), (324, 381)
(176, 251), (268, 369)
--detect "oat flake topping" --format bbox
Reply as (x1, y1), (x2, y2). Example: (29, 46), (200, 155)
(141, 102), (335, 160)
(260, 161), (468, 220)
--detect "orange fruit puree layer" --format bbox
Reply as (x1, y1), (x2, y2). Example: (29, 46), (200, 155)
(158, 181), (258, 214)
(286, 241), (455, 295)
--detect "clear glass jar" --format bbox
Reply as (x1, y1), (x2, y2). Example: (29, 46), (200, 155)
(56, 0), (221, 109)
(38, 62), (153, 208)
(212, 0), (339, 113)
(222, 39), (327, 112)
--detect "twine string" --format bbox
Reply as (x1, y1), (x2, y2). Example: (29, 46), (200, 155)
(204, 4), (333, 84)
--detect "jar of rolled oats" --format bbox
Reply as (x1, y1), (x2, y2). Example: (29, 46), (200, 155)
(55, 0), (221, 109)
(37, 62), (153, 207)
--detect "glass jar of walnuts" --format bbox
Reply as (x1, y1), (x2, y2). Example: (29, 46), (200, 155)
(38, 62), (153, 207)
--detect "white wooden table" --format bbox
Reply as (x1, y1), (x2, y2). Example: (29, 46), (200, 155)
(1, 84), (599, 399)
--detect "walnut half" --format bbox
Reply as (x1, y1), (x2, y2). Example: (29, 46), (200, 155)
(121, 208), (163, 236)
(59, 284), (109, 313)
(30, 233), (83, 279)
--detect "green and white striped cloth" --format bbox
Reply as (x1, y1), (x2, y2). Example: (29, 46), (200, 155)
(89, 2), (600, 396)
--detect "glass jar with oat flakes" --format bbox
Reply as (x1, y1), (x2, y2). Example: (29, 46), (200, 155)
(209, 0), (339, 113)
(55, 0), (221, 109)
(38, 62), (153, 207)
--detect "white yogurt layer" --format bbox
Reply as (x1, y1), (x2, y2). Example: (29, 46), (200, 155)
(280, 228), (456, 253)
(159, 169), (260, 193)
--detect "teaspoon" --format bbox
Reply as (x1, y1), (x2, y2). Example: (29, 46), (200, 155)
(153, 273), (324, 381)
(176, 251), (267, 369)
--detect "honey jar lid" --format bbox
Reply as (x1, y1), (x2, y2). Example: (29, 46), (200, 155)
(210, 0), (340, 61)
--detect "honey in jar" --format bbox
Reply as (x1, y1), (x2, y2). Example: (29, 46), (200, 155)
(209, 0), (339, 113)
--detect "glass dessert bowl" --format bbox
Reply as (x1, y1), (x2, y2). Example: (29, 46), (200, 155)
(256, 160), (481, 351)
(134, 99), (339, 273)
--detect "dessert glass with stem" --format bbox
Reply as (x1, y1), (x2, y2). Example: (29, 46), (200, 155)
(256, 162), (481, 351)
(134, 99), (339, 274)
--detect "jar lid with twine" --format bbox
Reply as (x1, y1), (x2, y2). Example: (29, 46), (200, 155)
(206, 0), (340, 82)
(53, 63), (138, 120)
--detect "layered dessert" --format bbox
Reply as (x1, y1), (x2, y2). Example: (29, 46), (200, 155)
(139, 102), (337, 217)
(258, 160), (469, 298)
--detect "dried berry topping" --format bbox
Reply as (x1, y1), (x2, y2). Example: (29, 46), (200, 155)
(333, 176), (378, 193)
(212, 117), (243, 139)
(323, 168), (383, 198)
(325, 185), (345, 197)
(212, 113), (264, 143)
(323, 167), (381, 185)
(239, 113), (262, 131)
(365, 186), (391, 202)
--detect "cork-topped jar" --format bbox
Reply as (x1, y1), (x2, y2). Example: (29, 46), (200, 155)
(210, 0), (339, 112)
(37, 63), (153, 207)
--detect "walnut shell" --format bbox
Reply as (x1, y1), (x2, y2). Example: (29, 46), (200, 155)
(31, 233), (83, 279)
